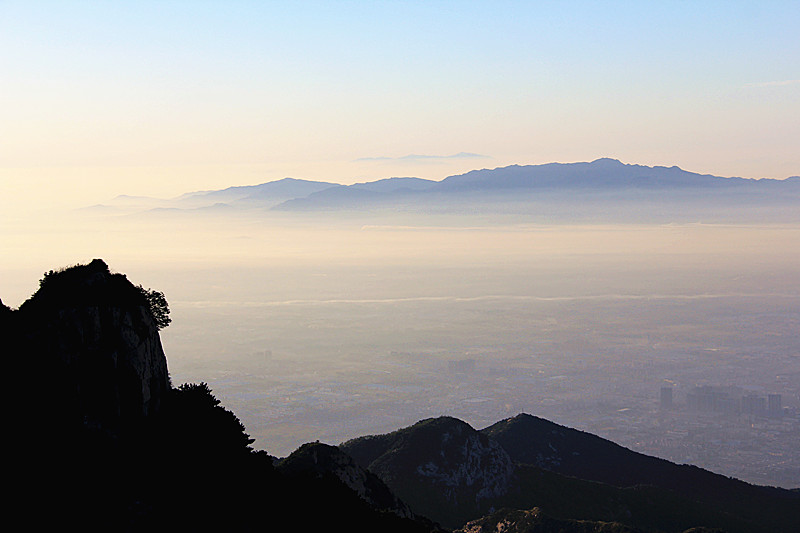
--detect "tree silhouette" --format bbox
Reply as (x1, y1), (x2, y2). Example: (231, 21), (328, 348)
(163, 382), (255, 455)
(137, 285), (171, 330)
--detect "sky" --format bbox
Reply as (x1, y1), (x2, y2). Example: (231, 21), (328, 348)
(1, 0), (799, 211)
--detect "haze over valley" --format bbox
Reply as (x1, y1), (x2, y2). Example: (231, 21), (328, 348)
(4, 160), (798, 489)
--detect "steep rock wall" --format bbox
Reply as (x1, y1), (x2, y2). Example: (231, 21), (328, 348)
(15, 259), (170, 435)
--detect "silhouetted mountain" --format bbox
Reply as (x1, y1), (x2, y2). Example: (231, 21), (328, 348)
(341, 416), (798, 532)
(97, 159), (799, 221)
(175, 177), (338, 208)
(101, 177), (339, 212)
(275, 184), (393, 210)
(350, 176), (438, 192)
(268, 176), (435, 211)
(277, 441), (419, 520)
(267, 159), (800, 220)
(484, 414), (755, 492)
(5, 260), (441, 532)
(432, 159), (729, 191)
(481, 414), (797, 532)
(6, 260), (797, 532)
(341, 417), (516, 527)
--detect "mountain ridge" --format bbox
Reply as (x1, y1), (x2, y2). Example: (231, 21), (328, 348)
(102, 158), (799, 214)
(341, 414), (798, 531)
(94, 159), (799, 222)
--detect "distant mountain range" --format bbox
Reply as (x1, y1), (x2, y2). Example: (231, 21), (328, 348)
(92, 159), (800, 222)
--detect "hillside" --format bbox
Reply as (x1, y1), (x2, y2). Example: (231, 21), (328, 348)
(341, 416), (799, 531)
(5, 260), (798, 532)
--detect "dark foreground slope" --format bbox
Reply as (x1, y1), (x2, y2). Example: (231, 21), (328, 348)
(482, 414), (797, 530)
(341, 416), (799, 532)
(455, 507), (645, 533)
(5, 260), (797, 532)
(5, 260), (441, 533)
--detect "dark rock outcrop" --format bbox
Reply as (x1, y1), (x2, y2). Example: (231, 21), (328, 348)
(7, 260), (443, 533)
(341, 416), (516, 528)
(15, 259), (170, 436)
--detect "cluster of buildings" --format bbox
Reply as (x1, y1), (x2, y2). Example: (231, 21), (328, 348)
(660, 385), (788, 418)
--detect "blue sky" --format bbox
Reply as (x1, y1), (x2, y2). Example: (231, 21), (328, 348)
(1, 0), (798, 207)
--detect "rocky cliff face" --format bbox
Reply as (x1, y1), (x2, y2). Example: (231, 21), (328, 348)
(14, 259), (170, 435)
(341, 417), (516, 528)
(408, 419), (515, 504)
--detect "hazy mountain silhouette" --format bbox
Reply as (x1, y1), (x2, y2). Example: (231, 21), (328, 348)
(94, 159), (799, 222)
(263, 176), (434, 211)
(175, 177), (339, 207)
(267, 159), (800, 222)
(349, 176), (439, 192)
(432, 158), (729, 191)
(99, 177), (339, 212)
(263, 159), (798, 220)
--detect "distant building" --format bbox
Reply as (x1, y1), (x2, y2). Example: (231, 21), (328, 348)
(687, 386), (727, 413)
(741, 394), (767, 416)
(660, 387), (673, 410)
(768, 394), (782, 417)
(686, 385), (739, 415)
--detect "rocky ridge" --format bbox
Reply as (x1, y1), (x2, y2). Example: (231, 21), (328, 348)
(341, 417), (516, 527)
(15, 259), (170, 434)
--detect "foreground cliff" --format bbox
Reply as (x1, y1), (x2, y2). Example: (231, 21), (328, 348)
(5, 260), (441, 532)
(14, 259), (170, 436)
(5, 260), (797, 532)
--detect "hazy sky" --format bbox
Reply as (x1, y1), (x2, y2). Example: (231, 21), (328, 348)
(2, 1), (799, 210)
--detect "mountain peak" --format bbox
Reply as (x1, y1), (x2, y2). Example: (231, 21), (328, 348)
(15, 259), (171, 433)
(589, 157), (624, 165)
(341, 416), (515, 528)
